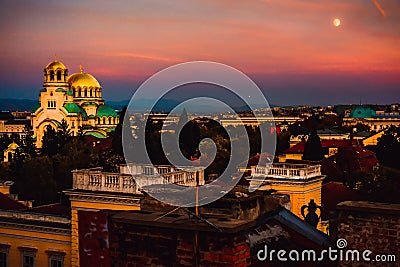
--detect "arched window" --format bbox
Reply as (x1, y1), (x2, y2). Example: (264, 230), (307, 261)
(90, 89), (92, 97)
(97, 117), (100, 124)
(84, 89), (87, 97)
(73, 88), (76, 97)
(78, 88), (81, 97)
(103, 117), (106, 124)
(50, 71), (54, 81)
(108, 117), (112, 124)
(57, 70), (62, 81)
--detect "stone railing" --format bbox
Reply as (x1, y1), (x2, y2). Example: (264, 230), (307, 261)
(120, 164), (205, 187)
(72, 168), (141, 194)
(251, 163), (321, 179)
(73, 166), (206, 193)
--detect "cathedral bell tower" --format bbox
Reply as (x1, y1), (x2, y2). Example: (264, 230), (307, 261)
(43, 55), (69, 88)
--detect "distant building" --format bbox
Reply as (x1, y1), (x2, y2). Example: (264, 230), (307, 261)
(219, 115), (303, 128)
(0, 111), (29, 138)
(280, 140), (354, 162)
(2, 142), (20, 163)
(31, 58), (119, 147)
(343, 106), (400, 131)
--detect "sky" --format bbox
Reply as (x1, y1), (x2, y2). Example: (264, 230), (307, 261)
(0, 0), (399, 106)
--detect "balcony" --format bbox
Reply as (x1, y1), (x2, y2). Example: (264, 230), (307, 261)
(251, 163), (322, 180)
(72, 168), (140, 194)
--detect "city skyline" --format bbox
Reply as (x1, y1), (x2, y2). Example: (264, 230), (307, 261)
(1, 0), (400, 105)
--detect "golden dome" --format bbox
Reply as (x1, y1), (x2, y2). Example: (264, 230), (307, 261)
(67, 67), (101, 88)
(8, 142), (19, 150)
(45, 60), (67, 70)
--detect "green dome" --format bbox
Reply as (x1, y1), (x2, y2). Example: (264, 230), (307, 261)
(96, 105), (118, 117)
(63, 103), (87, 119)
(55, 88), (67, 93)
(350, 107), (376, 118)
(85, 131), (107, 139)
(82, 101), (98, 107)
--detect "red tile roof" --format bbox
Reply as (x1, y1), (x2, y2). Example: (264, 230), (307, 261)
(322, 182), (363, 215)
(26, 203), (71, 217)
(285, 140), (353, 154)
(83, 135), (112, 151)
(0, 192), (28, 210)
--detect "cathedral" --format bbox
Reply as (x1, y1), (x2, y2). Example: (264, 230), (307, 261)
(31, 57), (119, 147)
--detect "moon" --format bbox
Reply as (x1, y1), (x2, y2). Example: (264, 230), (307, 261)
(333, 18), (341, 27)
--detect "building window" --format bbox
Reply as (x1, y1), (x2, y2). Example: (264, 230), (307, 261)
(46, 250), (65, 267)
(23, 254), (34, 267)
(57, 71), (62, 81)
(49, 255), (63, 267)
(19, 247), (37, 267)
(47, 100), (56, 109)
(0, 243), (10, 267)
(0, 251), (6, 267)
(50, 71), (54, 81)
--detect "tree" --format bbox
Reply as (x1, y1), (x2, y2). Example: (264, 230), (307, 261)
(22, 125), (37, 158)
(375, 126), (400, 169)
(52, 139), (92, 191)
(57, 119), (72, 148)
(302, 130), (324, 161)
(41, 120), (72, 156)
(111, 106), (126, 156)
(13, 156), (57, 205)
(42, 125), (59, 156)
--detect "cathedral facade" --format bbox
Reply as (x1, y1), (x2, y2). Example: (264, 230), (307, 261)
(31, 58), (119, 147)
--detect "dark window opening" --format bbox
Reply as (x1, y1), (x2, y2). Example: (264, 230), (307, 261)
(0, 252), (7, 267)
(23, 255), (34, 267)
